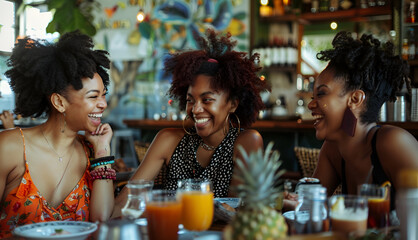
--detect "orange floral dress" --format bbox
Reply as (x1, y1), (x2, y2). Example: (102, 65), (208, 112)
(0, 129), (94, 238)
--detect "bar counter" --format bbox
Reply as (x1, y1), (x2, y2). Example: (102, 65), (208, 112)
(123, 119), (418, 136)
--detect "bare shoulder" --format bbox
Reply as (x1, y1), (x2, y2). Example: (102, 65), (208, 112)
(376, 125), (418, 166)
(0, 128), (24, 172)
(154, 128), (185, 143)
(377, 125), (417, 144)
(147, 128), (185, 157)
(235, 129), (263, 154)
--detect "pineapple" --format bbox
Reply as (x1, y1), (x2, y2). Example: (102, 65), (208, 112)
(224, 142), (288, 240)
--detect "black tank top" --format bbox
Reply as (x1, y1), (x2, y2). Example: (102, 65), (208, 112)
(341, 126), (396, 210)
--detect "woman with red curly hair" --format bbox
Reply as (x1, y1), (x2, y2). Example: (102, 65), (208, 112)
(114, 29), (269, 215)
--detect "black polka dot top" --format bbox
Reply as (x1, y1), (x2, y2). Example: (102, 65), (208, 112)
(163, 127), (240, 197)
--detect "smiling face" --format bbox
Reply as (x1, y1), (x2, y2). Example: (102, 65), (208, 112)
(186, 74), (237, 140)
(64, 73), (108, 133)
(308, 68), (351, 141)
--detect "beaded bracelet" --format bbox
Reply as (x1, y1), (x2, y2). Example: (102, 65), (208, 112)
(90, 160), (115, 169)
(90, 166), (116, 181)
(90, 156), (115, 166)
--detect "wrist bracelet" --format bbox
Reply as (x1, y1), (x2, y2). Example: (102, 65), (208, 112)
(90, 156), (115, 165)
(90, 160), (115, 169)
(90, 166), (116, 181)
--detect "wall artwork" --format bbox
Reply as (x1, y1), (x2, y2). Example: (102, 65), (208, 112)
(93, 0), (250, 127)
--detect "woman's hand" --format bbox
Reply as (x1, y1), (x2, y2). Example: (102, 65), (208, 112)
(85, 123), (113, 157)
(282, 192), (298, 212)
(0, 111), (15, 129)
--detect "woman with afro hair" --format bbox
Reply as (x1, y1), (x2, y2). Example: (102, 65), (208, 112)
(114, 28), (269, 216)
(0, 31), (114, 237)
(307, 31), (418, 222)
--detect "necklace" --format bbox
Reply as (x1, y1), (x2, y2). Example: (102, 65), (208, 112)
(41, 127), (71, 162)
(200, 141), (217, 151)
(51, 140), (76, 207)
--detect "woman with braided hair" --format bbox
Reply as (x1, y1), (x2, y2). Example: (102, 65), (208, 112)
(114, 29), (269, 216)
(308, 31), (418, 214)
(0, 31), (114, 237)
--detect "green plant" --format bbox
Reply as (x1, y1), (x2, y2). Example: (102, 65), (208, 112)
(46, 0), (98, 36)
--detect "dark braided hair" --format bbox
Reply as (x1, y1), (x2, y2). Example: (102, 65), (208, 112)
(317, 31), (410, 123)
(166, 28), (269, 128)
(5, 31), (110, 118)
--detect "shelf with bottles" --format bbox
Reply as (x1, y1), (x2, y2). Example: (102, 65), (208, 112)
(258, 1), (392, 23)
(300, 4), (391, 22)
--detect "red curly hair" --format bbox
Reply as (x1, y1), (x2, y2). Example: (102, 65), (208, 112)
(166, 29), (270, 128)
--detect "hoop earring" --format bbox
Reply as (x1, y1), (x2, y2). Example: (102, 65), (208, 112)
(61, 112), (66, 133)
(183, 115), (196, 135)
(230, 112), (241, 134)
(223, 113), (230, 136)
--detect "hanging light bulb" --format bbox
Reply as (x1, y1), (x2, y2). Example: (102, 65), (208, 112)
(260, 0), (269, 6)
(136, 9), (145, 22)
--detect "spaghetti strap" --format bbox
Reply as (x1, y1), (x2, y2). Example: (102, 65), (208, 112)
(17, 127), (27, 163)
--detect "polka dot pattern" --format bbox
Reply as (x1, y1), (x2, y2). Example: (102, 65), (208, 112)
(163, 127), (240, 197)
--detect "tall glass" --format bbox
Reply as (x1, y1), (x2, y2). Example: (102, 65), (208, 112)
(177, 179), (214, 232)
(329, 195), (368, 236)
(146, 190), (182, 240)
(121, 179), (154, 220)
(358, 183), (391, 228)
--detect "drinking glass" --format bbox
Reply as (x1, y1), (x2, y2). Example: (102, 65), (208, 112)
(177, 179), (214, 232)
(146, 190), (182, 240)
(358, 183), (391, 228)
(329, 195), (368, 235)
(121, 179), (154, 220)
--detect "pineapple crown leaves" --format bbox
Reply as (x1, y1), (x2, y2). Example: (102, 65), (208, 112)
(233, 142), (286, 209)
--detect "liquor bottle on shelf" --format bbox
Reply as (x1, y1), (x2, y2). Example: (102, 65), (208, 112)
(311, 0), (319, 13)
(319, 0), (329, 12)
(402, 38), (409, 61)
(302, 0), (312, 13)
(329, 0), (339, 11)
(406, 1), (416, 23)
(339, 0), (353, 10)
(408, 28), (416, 60)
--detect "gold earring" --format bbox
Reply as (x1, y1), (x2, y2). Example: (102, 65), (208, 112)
(230, 112), (241, 134)
(223, 113), (230, 136)
(61, 112), (66, 133)
(183, 115), (196, 135)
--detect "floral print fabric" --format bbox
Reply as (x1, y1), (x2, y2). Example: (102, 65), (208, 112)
(0, 129), (93, 238)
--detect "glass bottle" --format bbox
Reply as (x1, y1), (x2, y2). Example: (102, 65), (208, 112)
(408, 28), (416, 60)
(397, 169), (418, 240)
(402, 38), (409, 60)
(302, 0), (312, 13)
(294, 186), (311, 234)
(306, 186), (329, 233)
(407, 1), (416, 23)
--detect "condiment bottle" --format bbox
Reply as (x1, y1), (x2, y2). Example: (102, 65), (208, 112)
(307, 186), (329, 233)
(397, 169), (418, 240)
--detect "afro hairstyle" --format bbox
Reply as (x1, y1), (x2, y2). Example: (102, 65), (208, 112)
(317, 31), (410, 123)
(5, 30), (110, 118)
(166, 28), (270, 128)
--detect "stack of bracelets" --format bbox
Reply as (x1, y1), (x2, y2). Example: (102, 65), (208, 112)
(89, 156), (116, 181)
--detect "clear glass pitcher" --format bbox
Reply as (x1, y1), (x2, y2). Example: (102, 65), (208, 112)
(121, 179), (154, 220)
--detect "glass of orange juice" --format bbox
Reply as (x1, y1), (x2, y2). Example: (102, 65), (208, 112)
(177, 179), (214, 233)
(358, 183), (391, 229)
(146, 190), (182, 240)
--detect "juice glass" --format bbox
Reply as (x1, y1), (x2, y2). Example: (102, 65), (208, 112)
(329, 195), (368, 236)
(177, 179), (214, 231)
(358, 183), (391, 228)
(146, 190), (182, 240)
